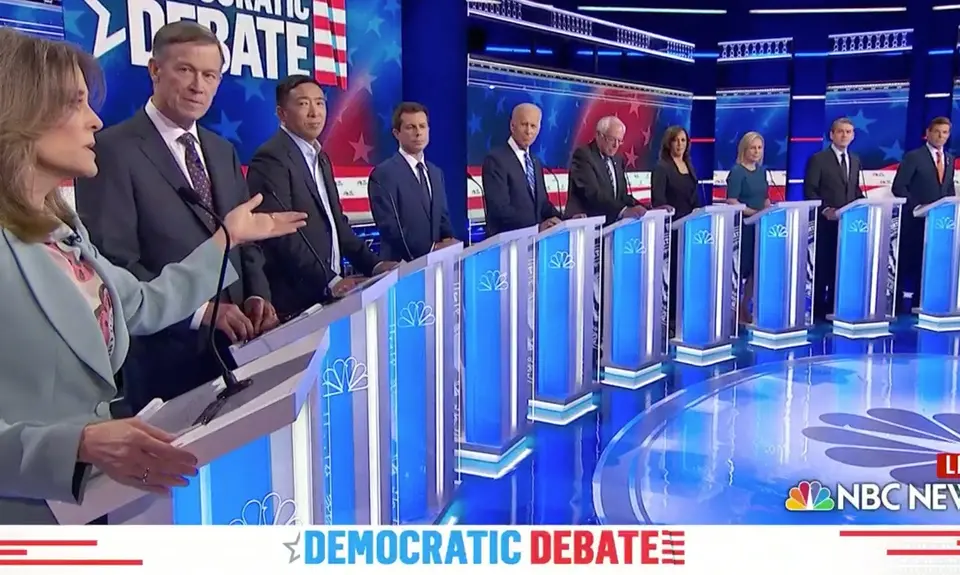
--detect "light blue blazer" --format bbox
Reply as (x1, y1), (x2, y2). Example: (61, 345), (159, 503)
(0, 214), (238, 524)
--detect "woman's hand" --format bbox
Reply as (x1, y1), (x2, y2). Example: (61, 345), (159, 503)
(77, 418), (198, 495)
(223, 194), (307, 245)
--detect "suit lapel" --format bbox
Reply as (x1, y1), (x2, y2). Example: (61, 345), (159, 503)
(424, 161), (441, 235)
(394, 154), (431, 219)
(134, 113), (215, 234)
(198, 130), (232, 219)
(4, 230), (115, 387)
(279, 133), (328, 220)
(591, 144), (615, 195)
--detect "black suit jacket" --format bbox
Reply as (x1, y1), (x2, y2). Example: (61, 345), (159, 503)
(75, 108), (270, 406)
(566, 141), (638, 223)
(803, 147), (864, 210)
(650, 158), (700, 221)
(246, 130), (381, 317)
(892, 146), (955, 210)
(368, 153), (454, 261)
(481, 143), (561, 237)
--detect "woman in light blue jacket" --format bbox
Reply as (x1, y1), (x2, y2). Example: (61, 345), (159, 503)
(0, 29), (306, 524)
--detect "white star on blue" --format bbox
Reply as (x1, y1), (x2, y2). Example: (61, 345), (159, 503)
(880, 140), (904, 162)
(235, 76), (265, 102)
(384, 0), (400, 14)
(548, 108), (558, 130)
(496, 97), (506, 114)
(776, 139), (788, 157)
(211, 111), (242, 143)
(468, 114), (482, 135)
(63, 9), (85, 39)
(383, 41), (401, 66)
(366, 15), (384, 36)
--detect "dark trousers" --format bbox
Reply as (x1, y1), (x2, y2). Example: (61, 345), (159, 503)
(898, 213), (925, 312)
(814, 218), (839, 319)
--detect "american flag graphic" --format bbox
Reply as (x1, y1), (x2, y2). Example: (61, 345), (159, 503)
(312, 0), (348, 89)
(661, 529), (686, 566)
(0, 539), (142, 566)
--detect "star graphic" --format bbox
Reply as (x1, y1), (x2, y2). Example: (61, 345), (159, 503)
(384, 0), (400, 14)
(547, 108), (559, 130)
(235, 75), (265, 102)
(776, 138), (788, 156)
(496, 97), (506, 114)
(628, 100), (641, 117)
(640, 126), (651, 146)
(367, 15), (385, 36)
(283, 533), (301, 563)
(211, 111), (242, 143)
(63, 9), (85, 39)
(350, 134), (374, 163)
(849, 110), (876, 133)
(537, 143), (548, 159)
(624, 146), (638, 168)
(348, 47), (358, 67)
(530, 92), (544, 106)
(384, 41), (402, 66)
(880, 140), (904, 162)
(468, 113), (482, 135)
(353, 71), (377, 95)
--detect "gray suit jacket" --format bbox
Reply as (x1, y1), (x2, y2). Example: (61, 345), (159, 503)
(0, 214), (237, 524)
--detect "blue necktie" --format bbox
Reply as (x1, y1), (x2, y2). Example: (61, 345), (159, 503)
(524, 151), (536, 199)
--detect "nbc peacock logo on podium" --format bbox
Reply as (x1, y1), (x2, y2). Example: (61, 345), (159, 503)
(81, 0), (348, 87)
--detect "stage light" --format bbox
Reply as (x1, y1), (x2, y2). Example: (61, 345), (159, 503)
(933, 4), (960, 10)
(578, 6), (727, 14)
(749, 7), (906, 13)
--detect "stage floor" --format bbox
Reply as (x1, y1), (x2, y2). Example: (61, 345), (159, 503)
(452, 320), (960, 525)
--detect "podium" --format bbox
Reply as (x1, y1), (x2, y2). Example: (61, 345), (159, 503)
(47, 272), (422, 526)
(599, 210), (672, 388)
(528, 216), (604, 425)
(743, 200), (821, 349)
(913, 197), (960, 331)
(831, 197), (905, 337)
(457, 225), (537, 478)
(389, 243), (461, 522)
(671, 204), (745, 365)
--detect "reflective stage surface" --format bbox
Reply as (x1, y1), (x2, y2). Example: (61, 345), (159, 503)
(453, 323), (960, 525)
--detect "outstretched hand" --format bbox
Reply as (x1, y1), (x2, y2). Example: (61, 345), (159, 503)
(224, 194), (307, 245)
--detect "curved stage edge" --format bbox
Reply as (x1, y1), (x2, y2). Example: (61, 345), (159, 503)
(592, 352), (960, 525)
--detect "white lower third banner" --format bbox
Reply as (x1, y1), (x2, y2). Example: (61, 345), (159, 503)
(1, 526), (959, 573)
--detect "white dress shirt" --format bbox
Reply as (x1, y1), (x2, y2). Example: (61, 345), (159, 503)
(282, 126), (344, 287)
(144, 100), (211, 329)
(507, 136), (529, 170)
(399, 147), (430, 196)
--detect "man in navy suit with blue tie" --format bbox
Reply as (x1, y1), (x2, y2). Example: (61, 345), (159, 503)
(892, 116), (955, 311)
(368, 102), (457, 261)
(481, 103), (562, 237)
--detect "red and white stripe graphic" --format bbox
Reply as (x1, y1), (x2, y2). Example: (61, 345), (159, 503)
(312, 0), (348, 89)
(0, 539), (142, 567)
(660, 530), (685, 566)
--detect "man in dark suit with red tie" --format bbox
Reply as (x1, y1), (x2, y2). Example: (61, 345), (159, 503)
(803, 117), (864, 319)
(481, 103), (562, 237)
(75, 22), (278, 410)
(892, 116), (955, 311)
(246, 75), (398, 318)
(368, 102), (458, 261)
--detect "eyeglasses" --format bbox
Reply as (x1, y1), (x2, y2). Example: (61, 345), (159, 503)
(601, 133), (623, 145)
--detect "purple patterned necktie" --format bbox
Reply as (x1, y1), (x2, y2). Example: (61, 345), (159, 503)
(177, 133), (214, 220)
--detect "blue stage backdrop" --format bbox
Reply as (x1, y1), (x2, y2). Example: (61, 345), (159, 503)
(59, 0), (401, 224)
(0, 0), (64, 39)
(824, 82), (909, 196)
(951, 80), (960, 159)
(466, 57), (693, 222)
(712, 88), (790, 203)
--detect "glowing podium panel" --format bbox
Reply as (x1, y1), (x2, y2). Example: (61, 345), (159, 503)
(388, 243), (461, 523)
(528, 216), (604, 425)
(599, 209), (672, 388)
(671, 204), (745, 365)
(743, 200), (820, 349)
(831, 197), (905, 338)
(457, 225), (538, 478)
(914, 197), (960, 331)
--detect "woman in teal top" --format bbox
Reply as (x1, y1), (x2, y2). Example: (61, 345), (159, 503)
(726, 131), (771, 324)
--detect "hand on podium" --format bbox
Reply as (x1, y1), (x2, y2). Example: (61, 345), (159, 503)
(432, 237), (459, 251)
(77, 418), (198, 495)
(373, 261), (400, 274)
(621, 205), (647, 219)
(243, 297), (279, 335)
(201, 302), (254, 343)
(331, 276), (366, 298)
(539, 217), (562, 231)
(822, 207), (838, 221)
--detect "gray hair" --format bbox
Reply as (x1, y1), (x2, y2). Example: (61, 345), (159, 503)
(152, 21), (223, 63)
(596, 115), (626, 135)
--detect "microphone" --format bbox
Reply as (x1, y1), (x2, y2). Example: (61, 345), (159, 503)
(263, 189), (336, 294)
(175, 186), (252, 426)
(386, 192), (413, 261)
(467, 172), (485, 233)
(541, 164), (565, 216)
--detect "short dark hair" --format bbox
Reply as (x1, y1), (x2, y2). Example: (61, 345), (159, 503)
(275, 75), (324, 107)
(152, 21), (223, 63)
(929, 116), (952, 130)
(830, 117), (854, 133)
(391, 102), (428, 131)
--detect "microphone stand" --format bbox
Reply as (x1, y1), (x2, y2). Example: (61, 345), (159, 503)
(174, 187), (252, 426)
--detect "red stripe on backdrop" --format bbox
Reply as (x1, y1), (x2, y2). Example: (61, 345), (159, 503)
(789, 137), (824, 143)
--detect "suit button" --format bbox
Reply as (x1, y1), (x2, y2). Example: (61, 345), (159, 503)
(95, 402), (110, 418)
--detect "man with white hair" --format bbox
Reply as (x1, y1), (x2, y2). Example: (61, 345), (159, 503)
(567, 116), (645, 222)
(481, 102), (563, 237)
